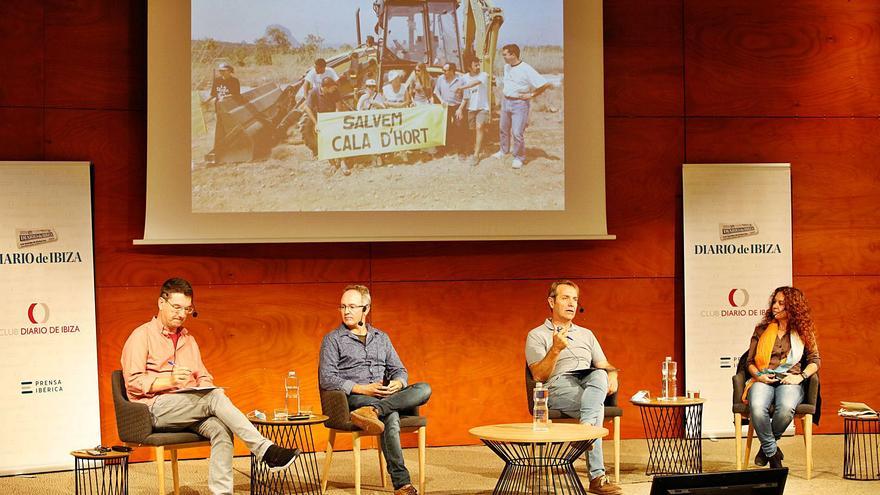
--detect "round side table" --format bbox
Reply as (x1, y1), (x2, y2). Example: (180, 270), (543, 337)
(250, 414), (328, 494)
(469, 422), (608, 495)
(71, 450), (129, 495)
(631, 397), (705, 475)
(843, 415), (880, 480)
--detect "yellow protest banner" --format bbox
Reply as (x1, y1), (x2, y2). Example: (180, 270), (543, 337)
(317, 104), (447, 160)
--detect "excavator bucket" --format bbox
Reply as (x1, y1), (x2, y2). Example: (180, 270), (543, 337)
(211, 82), (284, 163)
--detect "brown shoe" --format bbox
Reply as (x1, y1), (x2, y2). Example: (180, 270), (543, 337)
(394, 484), (418, 495)
(350, 406), (384, 435)
(588, 474), (622, 495)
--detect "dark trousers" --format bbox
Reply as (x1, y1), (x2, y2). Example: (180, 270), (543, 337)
(347, 382), (432, 489)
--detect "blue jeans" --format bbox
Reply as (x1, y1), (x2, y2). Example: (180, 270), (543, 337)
(547, 370), (608, 480)
(748, 382), (803, 457)
(499, 97), (530, 161)
(347, 382), (432, 489)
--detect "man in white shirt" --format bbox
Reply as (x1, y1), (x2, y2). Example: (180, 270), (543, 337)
(301, 58), (339, 99)
(456, 58), (490, 166)
(492, 44), (550, 169)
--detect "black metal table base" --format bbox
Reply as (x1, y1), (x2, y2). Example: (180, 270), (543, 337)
(638, 403), (703, 475)
(843, 416), (880, 480)
(74, 456), (129, 495)
(481, 439), (595, 494)
(251, 422), (322, 494)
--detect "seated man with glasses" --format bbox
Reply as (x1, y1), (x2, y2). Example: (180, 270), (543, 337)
(319, 284), (432, 495)
(121, 277), (300, 495)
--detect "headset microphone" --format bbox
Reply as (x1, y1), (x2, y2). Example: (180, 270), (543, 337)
(192, 310), (199, 318)
(578, 306), (585, 314)
(357, 319), (364, 327)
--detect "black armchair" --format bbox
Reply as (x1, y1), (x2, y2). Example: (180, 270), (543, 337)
(525, 365), (622, 482)
(319, 389), (426, 495)
(731, 352), (820, 479)
(111, 370), (209, 495)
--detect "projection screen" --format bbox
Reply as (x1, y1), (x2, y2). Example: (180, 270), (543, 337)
(139, 0), (611, 243)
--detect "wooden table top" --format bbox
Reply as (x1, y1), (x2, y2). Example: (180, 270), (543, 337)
(71, 449), (130, 460)
(469, 422), (608, 443)
(630, 397), (706, 407)
(250, 414), (329, 426)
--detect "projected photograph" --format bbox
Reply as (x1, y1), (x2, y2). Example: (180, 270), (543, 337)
(191, 0), (564, 212)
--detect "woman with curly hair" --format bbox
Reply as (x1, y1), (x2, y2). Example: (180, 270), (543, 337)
(742, 286), (820, 468)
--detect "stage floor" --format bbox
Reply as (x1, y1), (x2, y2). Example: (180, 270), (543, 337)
(2, 434), (878, 494)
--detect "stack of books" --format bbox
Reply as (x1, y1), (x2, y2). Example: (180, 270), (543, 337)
(839, 401), (878, 418)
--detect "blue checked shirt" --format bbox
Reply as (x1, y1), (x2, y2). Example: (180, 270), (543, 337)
(319, 323), (408, 395)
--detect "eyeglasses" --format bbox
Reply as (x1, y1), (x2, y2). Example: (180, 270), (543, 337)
(162, 297), (195, 314)
(338, 304), (367, 312)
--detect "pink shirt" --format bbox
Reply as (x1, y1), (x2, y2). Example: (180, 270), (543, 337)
(120, 317), (214, 406)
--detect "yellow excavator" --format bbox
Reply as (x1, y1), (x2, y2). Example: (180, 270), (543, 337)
(208, 0), (503, 164)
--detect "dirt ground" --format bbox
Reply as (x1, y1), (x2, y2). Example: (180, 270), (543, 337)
(191, 87), (565, 212)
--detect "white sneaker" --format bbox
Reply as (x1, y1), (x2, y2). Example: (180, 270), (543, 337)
(491, 150), (505, 160)
(512, 158), (523, 169)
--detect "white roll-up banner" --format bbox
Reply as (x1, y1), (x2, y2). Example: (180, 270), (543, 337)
(0, 162), (100, 474)
(683, 163), (792, 437)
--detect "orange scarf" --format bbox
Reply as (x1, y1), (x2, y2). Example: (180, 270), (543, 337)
(741, 322), (781, 403)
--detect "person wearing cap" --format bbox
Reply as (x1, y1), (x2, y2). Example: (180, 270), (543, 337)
(303, 78), (349, 175)
(208, 62), (240, 103)
(382, 71), (409, 109)
(357, 79), (386, 111)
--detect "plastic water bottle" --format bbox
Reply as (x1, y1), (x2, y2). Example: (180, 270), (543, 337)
(285, 371), (300, 414)
(533, 382), (550, 431)
(661, 357), (677, 400)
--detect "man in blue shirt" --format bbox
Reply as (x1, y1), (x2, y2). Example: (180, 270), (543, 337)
(319, 284), (431, 495)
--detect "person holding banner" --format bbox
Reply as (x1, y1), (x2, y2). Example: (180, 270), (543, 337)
(382, 70), (410, 109)
(525, 280), (622, 495)
(742, 286), (820, 469)
(304, 77), (348, 175)
(493, 43), (550, 169)
(121, 278), (301, 495)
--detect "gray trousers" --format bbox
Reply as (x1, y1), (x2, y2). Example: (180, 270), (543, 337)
(151, 389), (272, 495)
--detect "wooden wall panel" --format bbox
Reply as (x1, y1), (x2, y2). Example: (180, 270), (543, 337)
(371, 118), (684, 281)
(686, 118), (880, 276)
(685, 0), (880, 116)
(794, 275), (880, 433)
(604, 0), (683, 116)
(44, 0), (146, 109)
(370, 278), (678, 444)
(7, 0), (880, 459)
(0, 108), (43, 159)
(0, 0), (43, 107)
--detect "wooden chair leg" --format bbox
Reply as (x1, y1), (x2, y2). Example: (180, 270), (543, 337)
(378, 437), (388, 488)
(612, 416), (620, 483)
(734, 413), (743, 470)
(353, 433), (362, 495)
(170, 449), (180, 495)
(803, 414), (813, 480)
(744, 422), (755, 468)
(321, 430), (336, 494)
(155, 446), (165, 495)
(418, 426), (427, 494)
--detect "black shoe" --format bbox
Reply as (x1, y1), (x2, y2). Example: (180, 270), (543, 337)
(768, 449), (784, 469)
(755, 446), (783, 467)
(263, 444), (301, 472)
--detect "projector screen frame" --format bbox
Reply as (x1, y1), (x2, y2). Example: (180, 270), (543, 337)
(140, 0), (613, 244)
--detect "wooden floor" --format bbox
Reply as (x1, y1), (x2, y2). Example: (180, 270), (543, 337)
(1, 435), (879, 494)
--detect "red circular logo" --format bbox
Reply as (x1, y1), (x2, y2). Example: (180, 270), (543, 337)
(27, 303), (50, 324)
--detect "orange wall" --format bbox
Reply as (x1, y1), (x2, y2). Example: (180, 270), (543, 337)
(2, 0), (880, 463)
